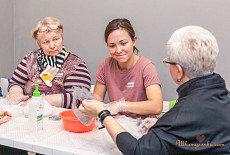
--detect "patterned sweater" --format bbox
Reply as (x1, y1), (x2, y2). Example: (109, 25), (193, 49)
(8, 49), (91, 109)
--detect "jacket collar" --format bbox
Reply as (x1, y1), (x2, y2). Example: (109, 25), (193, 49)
(176, 73), (225, 98)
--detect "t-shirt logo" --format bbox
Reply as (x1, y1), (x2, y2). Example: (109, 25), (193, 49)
(127, 82), (134, 88)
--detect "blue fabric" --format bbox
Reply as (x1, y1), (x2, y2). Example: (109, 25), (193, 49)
(0, 78), (2, 96)
(0, 78), (10, 97)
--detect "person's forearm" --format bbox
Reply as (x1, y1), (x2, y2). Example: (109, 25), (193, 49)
(93, 93), (104, 102)
(93, 81), (106, 102)
(44, 94), (62, 107)
(9, 85), (23, 94)
(125, 100), (163, 115)
(124, 84), (163, 115)
(103, 116), (126, 143)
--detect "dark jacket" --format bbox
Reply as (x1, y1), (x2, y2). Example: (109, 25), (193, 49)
(117, 73), (230, 154)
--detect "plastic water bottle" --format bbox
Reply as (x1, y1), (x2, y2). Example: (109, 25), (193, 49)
(28, 83), (44, 132)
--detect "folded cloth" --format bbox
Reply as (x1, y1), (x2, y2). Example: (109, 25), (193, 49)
(0, 111), (12, 124)
(40, 65), (59, 87)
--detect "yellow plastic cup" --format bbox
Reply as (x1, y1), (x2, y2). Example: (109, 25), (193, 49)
(169, 100), (178, 109)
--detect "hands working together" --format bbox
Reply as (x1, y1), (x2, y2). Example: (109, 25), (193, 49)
(79, 98), (126, 118)
(79, 99), (157, 134)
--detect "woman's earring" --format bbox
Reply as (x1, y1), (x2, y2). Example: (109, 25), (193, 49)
(177, 78), (181, 82)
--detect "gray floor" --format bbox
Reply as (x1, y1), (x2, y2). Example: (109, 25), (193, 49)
(0, 145), (27, 155)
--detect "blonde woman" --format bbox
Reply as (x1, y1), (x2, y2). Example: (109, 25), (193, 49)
(8, 17), (91, 108)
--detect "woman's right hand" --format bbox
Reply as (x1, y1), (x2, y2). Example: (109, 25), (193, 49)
(139, 117), (158, 134)
(7, 91), (29, 105)
(7, 86), (29, 105)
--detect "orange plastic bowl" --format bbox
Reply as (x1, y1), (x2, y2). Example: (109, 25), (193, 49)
(59, 110), (96, 133)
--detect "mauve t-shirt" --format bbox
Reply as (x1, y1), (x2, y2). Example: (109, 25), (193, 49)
(95, 56), (160, 118)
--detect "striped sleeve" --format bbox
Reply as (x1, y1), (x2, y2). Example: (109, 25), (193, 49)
(8, 56), (29, 90)
(62, 62), (91, 108)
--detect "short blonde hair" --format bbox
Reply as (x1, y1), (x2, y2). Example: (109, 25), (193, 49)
(167, 26), (219, 79)
(31, 17), (63, 42)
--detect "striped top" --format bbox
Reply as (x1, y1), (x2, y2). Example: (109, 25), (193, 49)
(8, 50), (91, 109)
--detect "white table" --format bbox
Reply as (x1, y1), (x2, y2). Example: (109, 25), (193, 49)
(0, 102), (144, 155)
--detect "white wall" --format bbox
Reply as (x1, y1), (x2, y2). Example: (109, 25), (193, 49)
(1, 0), (230, 101)
(0, 0), (14, 78)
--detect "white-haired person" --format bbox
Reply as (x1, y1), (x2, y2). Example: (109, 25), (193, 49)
(7, 17), (91, 108)
(79, 26), (230, 154)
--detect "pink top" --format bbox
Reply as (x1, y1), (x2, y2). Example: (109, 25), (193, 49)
(95, 56), (160, 119)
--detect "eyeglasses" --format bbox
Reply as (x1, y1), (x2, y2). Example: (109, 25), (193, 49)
(37, 25), (61, 33)
(162, 57), (177, 67)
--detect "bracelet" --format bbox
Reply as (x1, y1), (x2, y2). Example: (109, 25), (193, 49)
(98, 110), (111, 129)
(98, 109), (109, 118)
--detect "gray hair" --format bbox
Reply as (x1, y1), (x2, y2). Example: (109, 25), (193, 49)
(31, 17), (63, 45)
(167, 26), (219, 79)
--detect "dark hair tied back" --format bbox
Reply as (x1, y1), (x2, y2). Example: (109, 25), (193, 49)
(104, 18), (139, 54)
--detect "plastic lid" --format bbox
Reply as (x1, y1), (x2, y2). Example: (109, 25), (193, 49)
(33, 83), (40, 97)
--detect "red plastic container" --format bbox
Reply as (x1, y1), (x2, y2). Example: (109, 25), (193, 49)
(59, 110), (95, 133)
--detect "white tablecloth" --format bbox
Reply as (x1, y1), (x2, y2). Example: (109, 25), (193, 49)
(0, 98), (144, 155)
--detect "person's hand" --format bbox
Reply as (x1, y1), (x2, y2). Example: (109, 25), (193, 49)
(7, 87), (29, 105)
(20, 98), (31, 107)
(78, 99), (105, 117)
(139, 117), (158, 134)
(104, 98), (126, 115)
(0, 111), (12, 124)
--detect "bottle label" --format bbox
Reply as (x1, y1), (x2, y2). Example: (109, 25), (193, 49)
(36, 103), (43, 129)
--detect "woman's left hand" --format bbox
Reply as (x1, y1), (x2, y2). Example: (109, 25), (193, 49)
(20, 98), (31, 107)
(78, 99), (105, 117)
(104, 98), (126, 115)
